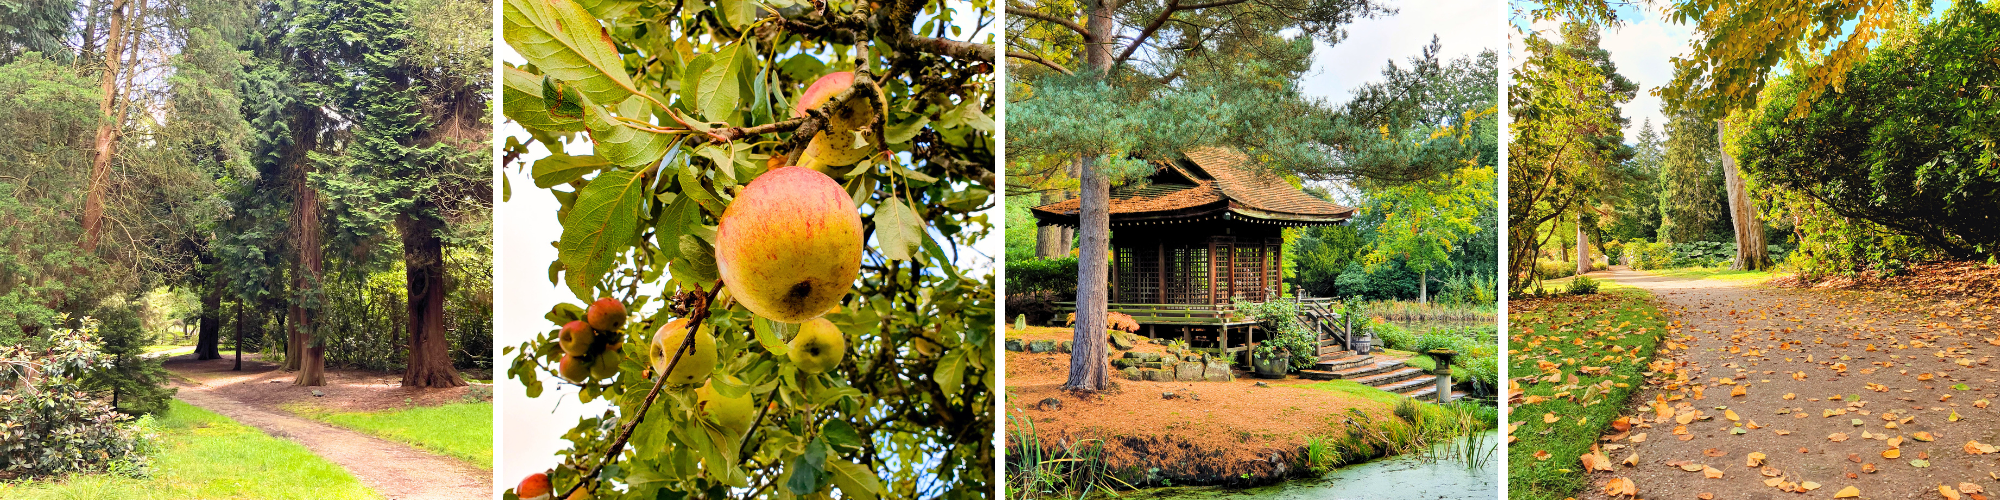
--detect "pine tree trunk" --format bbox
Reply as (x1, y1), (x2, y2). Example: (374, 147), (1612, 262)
(1062, 1), (1121, 393)
(1035, 190), (1062, 258)
(398, 211), (465, 388)
(81, 0), (128, 252)
(1719, 121), (1769, 270)
(195, 271), (223, 360)
(1576, 211), (1590, 275)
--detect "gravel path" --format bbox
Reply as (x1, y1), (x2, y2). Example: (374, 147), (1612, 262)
(1586, 268), (2000, 499)
(171, 379), (491, 500)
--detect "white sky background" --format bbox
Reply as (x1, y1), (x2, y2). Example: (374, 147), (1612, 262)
(1507, 3), (1698, 143)
(1296, 0), (1503, 204)
(492, 2), (997, 490)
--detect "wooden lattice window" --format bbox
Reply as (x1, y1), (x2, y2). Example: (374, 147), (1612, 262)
(1114, 245), (1159, 303)
(1167, 244), (1209, 304)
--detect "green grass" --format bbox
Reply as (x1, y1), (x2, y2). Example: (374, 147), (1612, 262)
(1296, 380), (1404, 405)
(1507, 288), (1672, 500)
(0, 400), (377, 499)
(289, 402), (492, 467)
(1641, 266), (1783, 282)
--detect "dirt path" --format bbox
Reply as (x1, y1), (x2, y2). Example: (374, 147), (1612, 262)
(167, 368), (490, 499)
(1586, 268), (2000, 499)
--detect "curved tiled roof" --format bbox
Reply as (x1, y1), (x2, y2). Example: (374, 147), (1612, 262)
(1030, 147), (1354, 224)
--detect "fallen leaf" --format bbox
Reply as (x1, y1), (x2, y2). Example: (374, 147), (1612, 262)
(1544, 412), (1559, 424)
(1603, 477), (1637, 497)
(1581, 451), (1615, 472)
(1733, 385), (1747, 397)
(1947, 485), (1964, 500)
(1863, 463), (1880, 473)
(1836, 486), (1862, 498)
(1885, 449), (1902, 459)
(1612, 416), (1632, 432)
(1726, 409), (1741, 421)
(1534, 449), (1551, 461)
(1705, 448), (1726, 457)
(1623, 452), (1639, 467)
(1681, 463), (1705, 472)
(1630, 432), (1647, 443)
(1765, 477), (1786, 487)
(1913, 459), (1933, 467)
(1699, 493), (1714, 500)
(1703, 466), (1724, 479)
(1803, 481), (1823, 491)
(1915, 431), (1937, 442)
(1964, 483), (1987, 494)
(1747, 451), (1767, 467)
(1831, 432), (1851, 442)
(1969, 440), (1998, 455)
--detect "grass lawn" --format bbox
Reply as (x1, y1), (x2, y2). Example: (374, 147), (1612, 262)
(1507, 285), (1674, 500)
(288, 402), (492, 468)
(0, 400), (377, 500)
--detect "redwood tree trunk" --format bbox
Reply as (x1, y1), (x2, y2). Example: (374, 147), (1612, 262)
(398, 211), (465, 388)
(81, 0), (128, 252)
(292, 156), (326, 386)
(194, 270), (223, 360)
(233, 300), (244, 371)
(1719, 121), (1769, 270)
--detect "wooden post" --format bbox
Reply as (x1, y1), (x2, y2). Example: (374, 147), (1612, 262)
(1157, 242), (1166, 304)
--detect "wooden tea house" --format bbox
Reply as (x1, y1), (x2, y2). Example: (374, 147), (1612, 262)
(1033, 147), (1460, 400)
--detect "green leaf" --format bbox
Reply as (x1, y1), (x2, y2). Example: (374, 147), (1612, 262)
(502, 0), (640, 105)
(503, 67), (586, 132)
(678, 53), (713, 100)
(716, 0), (756, 29)
(532, 154), (612, 188)
(754, 316), (789, 356)
(1954, 383), (1970, 390)
(935, 350), (965, 398)
(826, 458), (883, 500)
(653, 189), (700, 260)
(585, 103), (678, 167)
(558, 170), (647, 300)
(821, 420), (863, 453)
(784, 437), (830, 495)
(698, 44), (744, 122)
(884, 115), (929, 144)
(873, 197), (924, 261)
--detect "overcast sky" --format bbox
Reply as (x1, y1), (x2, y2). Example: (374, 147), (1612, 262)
(1299, 0), (1504, 104)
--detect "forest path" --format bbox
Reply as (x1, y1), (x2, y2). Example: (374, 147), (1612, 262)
(166, 372), (490, 500)
(1578, 268), (2000, 499)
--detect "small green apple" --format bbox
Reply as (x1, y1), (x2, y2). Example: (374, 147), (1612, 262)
(558, 320), (595, 356)
(788, 318), (846, 374)
(590, 351), (619, 379)
(557, 353), (590, 383)
(649, 318), (717, 386)
(697, 385), (756, 437)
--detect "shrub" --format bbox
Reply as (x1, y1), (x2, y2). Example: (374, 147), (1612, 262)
(0, 317), (150, 478)
(1005, 290), (1063, 327)
(1568, 275), (1601, 295)
(1370, 320), (1415, 350)
(1006, 257), (1078, 297)
(1237, 300), (1317, 369)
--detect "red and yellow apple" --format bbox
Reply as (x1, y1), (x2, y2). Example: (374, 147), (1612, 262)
(715, 167), (862, 323)
(558, 320), (595, 356)
(697, 385), (756, 437)
(793, 72), (878, 172)
(585, 297), (627, 332)
(789, 318), (846, 374)
(517, 472), (553, 500)
(558, 354), (590, 383)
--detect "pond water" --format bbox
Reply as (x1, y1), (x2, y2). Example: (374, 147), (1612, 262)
(1110, 431), (1499, 500)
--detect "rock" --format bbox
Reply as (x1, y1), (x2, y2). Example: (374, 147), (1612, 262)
(1140, 352), (1162, 361)
(1190, 392), (1201, 401)
(1108, 331), (1137, 350)
(1036, 397), (1064, 411)
(311, 390), (325, 397)
(1058, 340), (1074, 353)
(1254, 382), (1270, 388)
(1122, 367), (1143, 380)
(1175, 362), (1202, 381)
(1028, 340), (1056, 353)
(1144, 361), (1163, 369)
(1162, 391), (1178, 400)
(1005, 339), (1024, 352)
(1203, 361), (1233, 382)
(1141, 369), (1167, 382)
(1014, 314), (1028, 330)
(1184, 354), (1204, 363)
(1111, 358), (1135, 369)
(1123, 351), (1148, 359)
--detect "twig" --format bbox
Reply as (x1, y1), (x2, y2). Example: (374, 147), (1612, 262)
(562, 280), (725, 499)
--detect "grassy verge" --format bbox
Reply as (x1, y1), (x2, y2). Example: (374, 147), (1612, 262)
(1641, 266), (1782, 282)
(287, 402), (492, 468)
(1507, 286), (1672, 500)
(0, 400), (376, 499)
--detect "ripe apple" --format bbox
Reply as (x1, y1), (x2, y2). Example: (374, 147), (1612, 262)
(715, 167), (862, 323)
(558, 320), (595, 356)
(649, 318), (717, 386)
(788, 318), (846, 374)
(586, 297), (627, 332)
(516, 473), (553, 500)
(697, 384), (756, 437)
(558, 354), (590, 383)
(793, 72), (878, 172)
(590, 351), (620, 379)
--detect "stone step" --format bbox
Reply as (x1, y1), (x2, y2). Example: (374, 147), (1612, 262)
(1331, 359), (1405, 379)
(1376, 375), (1435, 394)
(1295, 369), (1340, 380)
(1352, 366), (1428, 387)
(1314, 354), (1373, 372)
(1397, 384), (1470, 403)
(1317, 350), (1353, 361)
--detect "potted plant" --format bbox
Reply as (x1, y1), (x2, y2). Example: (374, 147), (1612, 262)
(1251, 343), (1290, 379)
